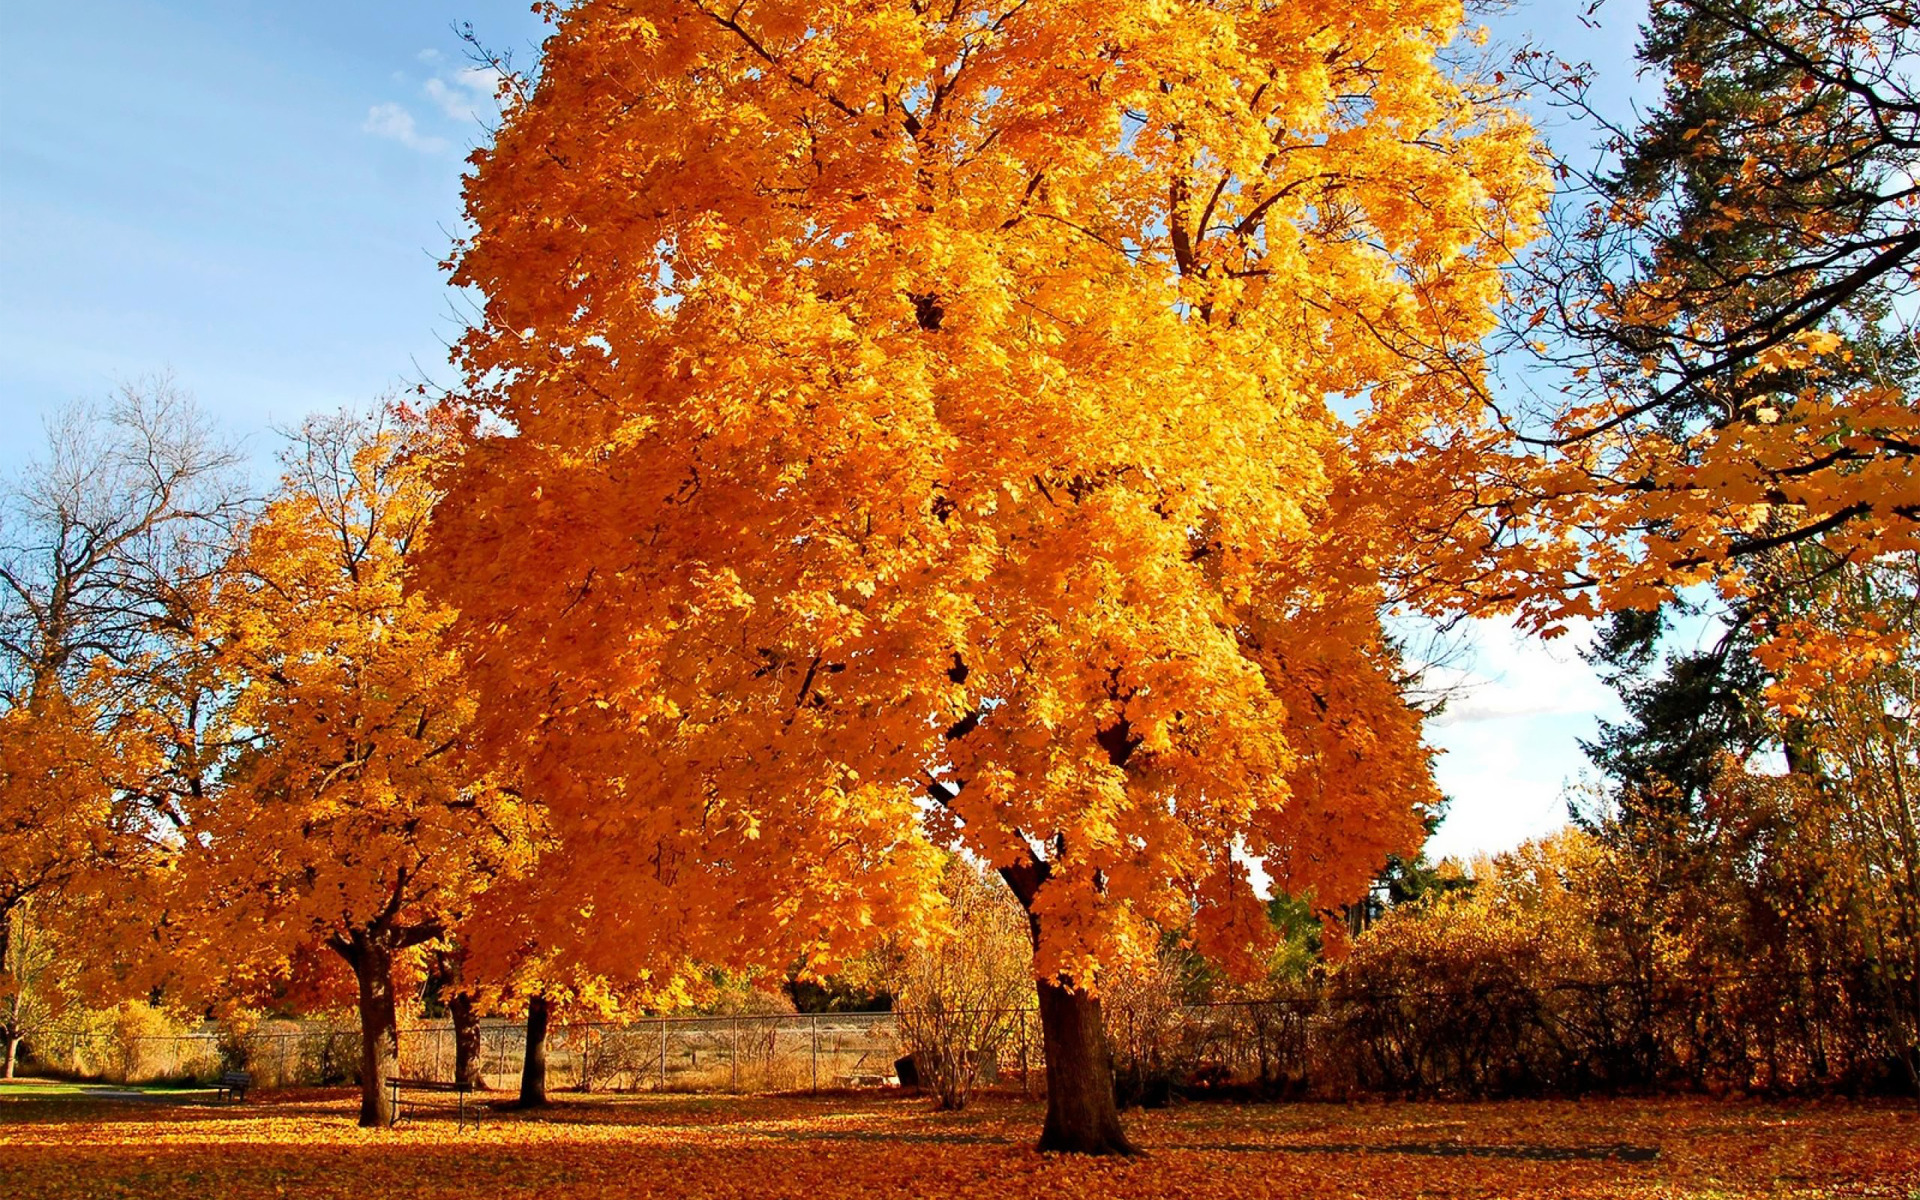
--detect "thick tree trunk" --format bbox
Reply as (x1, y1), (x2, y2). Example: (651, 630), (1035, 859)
(344, 933), (400, 1128)
(999, 862), (1134, 1155)
(450, 991), (486, 1089)
(519, 994), (551, 1107)
(5, 1034), (20, 1079)
(1034, 976), (1135, 1154)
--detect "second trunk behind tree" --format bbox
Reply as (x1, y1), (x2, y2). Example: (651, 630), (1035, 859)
(519, 994), (551, 1107)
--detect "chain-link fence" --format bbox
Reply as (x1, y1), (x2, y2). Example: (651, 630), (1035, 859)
(23, 970), (1909, 1097)
(24, 1010), (1044, 1094)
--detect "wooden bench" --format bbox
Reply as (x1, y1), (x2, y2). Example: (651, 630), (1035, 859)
(215, 1071), (252, 1104)
(386, 1078), (483, 1128)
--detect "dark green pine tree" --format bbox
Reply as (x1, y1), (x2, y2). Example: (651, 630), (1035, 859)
(1561, 0), (1918, 844)
(1578, 605), (1769, 837)
(1578, 0), (1918, 413)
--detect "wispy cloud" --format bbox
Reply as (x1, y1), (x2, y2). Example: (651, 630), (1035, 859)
(364, 53), (506, 156)
(361, 102), (448, 155)
(1423, 617), (1616, 728)
(423, 65), (507, 125)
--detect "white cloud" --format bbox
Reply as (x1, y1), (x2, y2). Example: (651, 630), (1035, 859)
(1423, 616), (1618, 728)
(366, 51), (507, 157)
(424, 65), (507, 125)
(362, 102), (448, 154)
(1417, 616), (1625, 862)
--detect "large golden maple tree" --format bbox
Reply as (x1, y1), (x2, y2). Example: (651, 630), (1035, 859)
(430, 0), (1544, 1152)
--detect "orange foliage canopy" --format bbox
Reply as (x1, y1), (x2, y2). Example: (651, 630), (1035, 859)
(427, 0), (1546, 983)
(167, 417), (536, 1003)
(0, 694), (132, 920)
(0, 681), (171, 1020)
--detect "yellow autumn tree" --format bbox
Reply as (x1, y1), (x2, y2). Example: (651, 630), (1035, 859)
(0, 691), (149, 1076)
(169, 411), (538, 1127)
(881, 857), (1034, 1112)
(429, 0), (1544, 1152)
(1760, 551), (1920, 1075)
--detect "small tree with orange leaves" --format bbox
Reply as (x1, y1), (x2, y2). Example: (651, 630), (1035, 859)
(169, 412), (538, 1127)
(0, 382), (243, 1076)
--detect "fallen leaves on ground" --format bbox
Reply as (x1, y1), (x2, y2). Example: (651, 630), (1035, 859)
(0, 1083), (1913, 1199)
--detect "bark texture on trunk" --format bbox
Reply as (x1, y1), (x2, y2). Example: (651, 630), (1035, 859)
(1, 902), (18, 1079)
(519, 994), (551, 1107)
(999, 862), (1135, 1156)
(450, 991), (486, 1089)
(1034, 977), (1135, 1155)
(345, 933), (399, 1128)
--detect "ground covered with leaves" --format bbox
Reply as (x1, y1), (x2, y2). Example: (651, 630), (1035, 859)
(0, 1082), (1913, 1199)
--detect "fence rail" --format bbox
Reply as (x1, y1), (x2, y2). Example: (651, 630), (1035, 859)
(24, 969), (1913, 1098)
(30, 1010), (996, 1095)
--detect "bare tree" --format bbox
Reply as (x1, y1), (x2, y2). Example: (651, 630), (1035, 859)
(0, 377), (248, 707)
(0, 377), (248, 1067)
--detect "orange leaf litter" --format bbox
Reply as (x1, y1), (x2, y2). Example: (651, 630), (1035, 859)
(2, 1087), (1914, 1199)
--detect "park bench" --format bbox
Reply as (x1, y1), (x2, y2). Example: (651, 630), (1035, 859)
(215, 1071), (252, 1104)
(385, 1078), (484, 1128)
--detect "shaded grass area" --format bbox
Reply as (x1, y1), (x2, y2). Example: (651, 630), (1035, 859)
(1, 1087), (1914, 1199)
(0, 1078), (222, 1103)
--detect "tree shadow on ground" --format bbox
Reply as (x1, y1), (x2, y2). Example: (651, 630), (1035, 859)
(1183, 1141), (1659, 1162)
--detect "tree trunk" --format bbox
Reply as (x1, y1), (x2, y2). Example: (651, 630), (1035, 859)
(0, 901), (17, 1078)
(999, 862), (1134, 1155)
(343, 932), (400, 1128)
(519, 994), (551, 1107)
(450, 991), (486, 1090)
(1033, 976), (1134, 1154)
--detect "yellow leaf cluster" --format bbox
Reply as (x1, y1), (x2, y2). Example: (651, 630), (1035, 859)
(166, 422), (534, 1001)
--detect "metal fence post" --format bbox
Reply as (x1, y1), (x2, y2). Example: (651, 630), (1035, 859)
(731, 1017), (740, 1094)
(659, 1017), (668, 1092)
(810, 1013), (819, 1094)
(1020, 1014), (1030, 1096)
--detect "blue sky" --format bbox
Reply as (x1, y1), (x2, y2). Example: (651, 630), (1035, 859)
(0, 0), (552, 448)
(0, 0), (1657, 860)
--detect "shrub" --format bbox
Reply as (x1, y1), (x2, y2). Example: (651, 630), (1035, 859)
(107, 1002), (189, 1084)
(887, 861), (1031, 1110)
